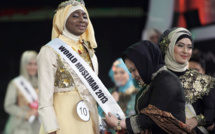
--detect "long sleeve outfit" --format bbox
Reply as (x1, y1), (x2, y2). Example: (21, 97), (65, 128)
(170, 69), (215, 134)
(38, 35), (99, 134)
(126, 70), (185, 134)
(4, 79), (40, 134)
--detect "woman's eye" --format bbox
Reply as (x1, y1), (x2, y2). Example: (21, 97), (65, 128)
(187, 46), (192, 49)
(83, 16), (88, 19)
(73, 14), (79, 18)
(177, 44), (183, 47)
(120, 71), (125, 75)
(129, 68), (135, 73)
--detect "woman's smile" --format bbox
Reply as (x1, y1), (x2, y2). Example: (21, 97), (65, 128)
(76, 24), (86, 30)
(180, 55), (188, 59)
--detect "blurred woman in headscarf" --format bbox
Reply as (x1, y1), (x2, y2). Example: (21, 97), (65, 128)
(142, 28), (161, 44)
(4, 51), (40, 134)
(108, 58), (138, 116)
(98, 58), (138, 120)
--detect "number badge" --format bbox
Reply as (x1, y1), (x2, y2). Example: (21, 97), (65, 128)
(76, 101), (90, 121)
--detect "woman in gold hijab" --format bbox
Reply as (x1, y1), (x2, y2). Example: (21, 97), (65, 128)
(37, 0), (99, 134)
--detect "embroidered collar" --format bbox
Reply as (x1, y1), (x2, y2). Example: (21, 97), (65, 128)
(179, 69), (215, 103)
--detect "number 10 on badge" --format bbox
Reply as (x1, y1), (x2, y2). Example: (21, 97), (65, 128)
(76, 101), (90, 121)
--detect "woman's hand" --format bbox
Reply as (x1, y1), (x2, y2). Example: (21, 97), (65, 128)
(31, 109), (38, 117)
(105, 112), (118, 128)
(104, 112), (127, 129)
(207, 123), (214, 132)
(25, 109), (38, 120)
(186, 117), (198, 129)
(112, 91), (119, 102)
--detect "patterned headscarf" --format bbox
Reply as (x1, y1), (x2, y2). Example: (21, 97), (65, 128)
(108, 58), (134, 93)
(158, 27), (193, 72)
(51, 1), (97, 48)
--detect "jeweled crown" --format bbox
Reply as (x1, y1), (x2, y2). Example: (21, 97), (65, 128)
(57, 0), (85, 10)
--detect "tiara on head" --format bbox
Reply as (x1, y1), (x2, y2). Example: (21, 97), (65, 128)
(57, 0), (85, 10)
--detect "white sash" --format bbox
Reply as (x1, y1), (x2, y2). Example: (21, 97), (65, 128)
(14, 76), (38, 123)
(185, 103), (208, 134)
(14, 76), (38, 103)
(47, 38), (125, 120)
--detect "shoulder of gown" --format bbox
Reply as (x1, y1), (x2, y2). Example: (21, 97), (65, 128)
(179, 69), (215, 103)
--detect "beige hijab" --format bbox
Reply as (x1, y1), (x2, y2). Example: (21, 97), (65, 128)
(165, 27), (192, 72)
(20, 50), (38, 88)
(51, 3), (97, 48)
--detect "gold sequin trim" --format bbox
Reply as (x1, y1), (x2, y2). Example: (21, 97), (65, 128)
(54, 89), (76, 95)
(54, 40), (94, 88)
(82, 40), (94, 59)
(196, 114), (206, 126)
(79, 41), (93, 69)
(179, 69), (215, 104)
(54, 57), (75, 88)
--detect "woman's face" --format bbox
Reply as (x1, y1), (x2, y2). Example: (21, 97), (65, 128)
(174, 38), (192, 64)
(124, 58), (144, 85)
(65, 9), (89, 36)
(113, 66), (129, 86)
(26, 59), (37, 76)
(149, 33), (160, 44)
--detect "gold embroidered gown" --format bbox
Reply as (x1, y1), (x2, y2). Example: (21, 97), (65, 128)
(171, 69), (215, 130)
(38, 35), (99, 134)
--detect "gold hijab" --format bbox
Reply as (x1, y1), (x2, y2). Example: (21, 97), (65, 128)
(51, 3), (97, 48)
